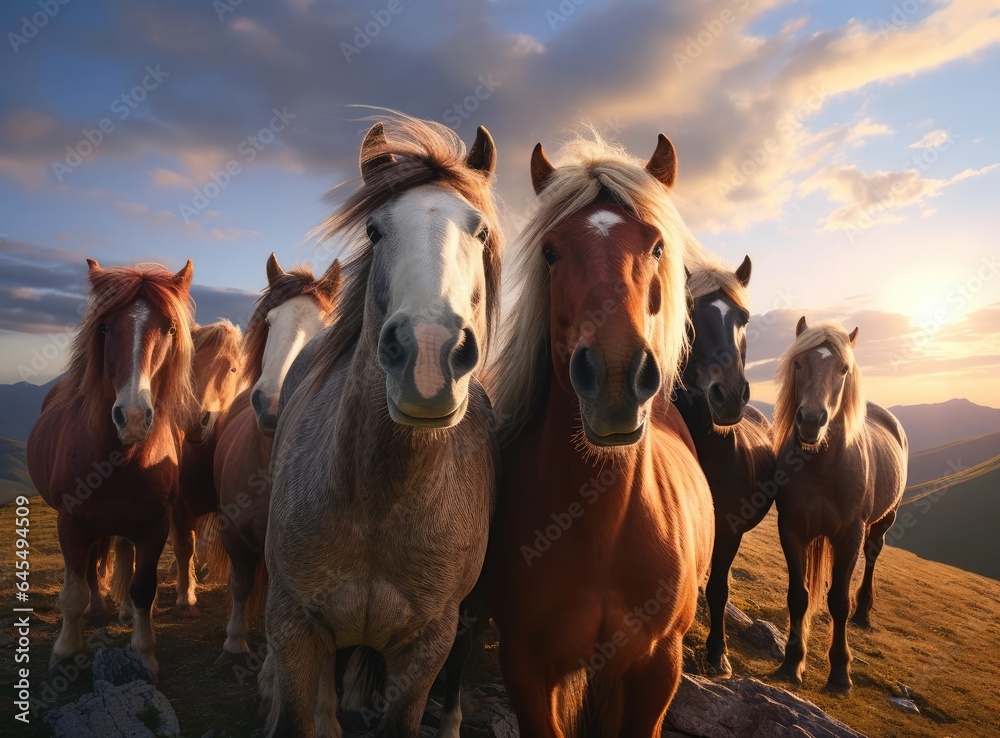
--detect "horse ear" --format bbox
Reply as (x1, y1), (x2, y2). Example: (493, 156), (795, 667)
(735, 255), (752, 287)
(530, 143), (555, 195)
(646, 133), (677, 189)
(360, 122), (395, 184)
(320, 259), (343, 300)
(86, 258), (100, 272)
(684, 265), (692, 281)
(173, 260), (194, 291)
(796, 316), (808, 337)
(466, 126), (497, 176)
(266, 252), (284, 285)
(848, 326), (859, 347)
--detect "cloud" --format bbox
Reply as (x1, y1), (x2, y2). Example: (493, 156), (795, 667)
(909, 129), (950, 149)
(210, 227), (261, 241)
(151, 167), (193, 187)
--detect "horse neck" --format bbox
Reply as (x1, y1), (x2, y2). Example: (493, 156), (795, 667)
(673, 381), (714, 435)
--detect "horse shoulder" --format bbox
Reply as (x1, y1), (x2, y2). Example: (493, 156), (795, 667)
(652, 395), (697, 455)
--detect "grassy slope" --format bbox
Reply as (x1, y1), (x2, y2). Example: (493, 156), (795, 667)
(906, 431), (1000, 486)
(0, 437), (34, 505)
(1, 502), (998, 737)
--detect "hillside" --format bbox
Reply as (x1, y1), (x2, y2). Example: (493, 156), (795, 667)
(905, 430), (1000, 486)
(1, 503), (998, 736)
(0, 437), (33, 504)
(889, 398), (1000, 453)
(0, 378), (57, 442)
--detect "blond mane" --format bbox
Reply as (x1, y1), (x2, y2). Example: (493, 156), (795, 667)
(687, 260), (751, 312)
(488, 132), (701, 446)
(772, 321), (866, 454)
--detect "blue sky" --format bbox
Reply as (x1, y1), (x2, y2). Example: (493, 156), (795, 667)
(1, 0), (998, 406)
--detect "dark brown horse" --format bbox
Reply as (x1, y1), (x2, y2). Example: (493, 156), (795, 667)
(672, 258), (776, 676)
(771, 318), (907, 692)
(212, 253), (342, 659)
(487, 134), (713, 737)
(172, 320), (243, 617)
(27, 259), (197, 676)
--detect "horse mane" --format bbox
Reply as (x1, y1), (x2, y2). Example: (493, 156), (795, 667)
(487, 131), (698, 447)
(193, 319), (242, 360)
(687, 260), (751, 312)
(305, 112), (504, 395)
(241, 267), (336, 387)
(57, 262), (197, 433)
(772, 320), (866, 454)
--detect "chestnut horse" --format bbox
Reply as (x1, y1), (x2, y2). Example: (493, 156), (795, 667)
(263, 117), (502, 738)
(27, 259), (197, 676)
(672, 257), (776, 676)
(172, 320), (243, 616)
(212, 253), (342, 659)
(487, 134), (713, 737)
(771, 318), (907, 692)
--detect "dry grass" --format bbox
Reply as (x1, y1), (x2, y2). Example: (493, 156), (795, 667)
(1, 501), (998, 736)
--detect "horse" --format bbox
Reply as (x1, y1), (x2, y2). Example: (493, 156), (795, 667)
(262, 116), (502, 738)
(212, 252), (342, 660)
(486, 133), (713, 737)
(171, 320), (243, 617)
(770, 318), (907, 692)
(26, 259), (198, 677)
(672, 257), (776, 676)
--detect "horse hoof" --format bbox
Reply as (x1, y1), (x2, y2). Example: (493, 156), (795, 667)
(215, 649), (248, 666)
(769, 666), (803, 686)
(823, 678), (853, 694)
(851, 613), (872, 630)
(706, 653), (733, 679)
(174, 604), (201, 618)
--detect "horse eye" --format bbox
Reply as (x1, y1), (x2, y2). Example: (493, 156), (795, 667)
(366, 221), (382, 244)
(841, 364), (850, 375)
(652, 242), (664, 260)
(168, 325), (177, 336)
(231, 367), (237, 373)
(543, 245), (559, 266)
(99, 323), (108, 335)
(476, 226), (489, 244)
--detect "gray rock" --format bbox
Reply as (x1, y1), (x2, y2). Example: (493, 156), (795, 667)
(742, 619), (787, 660)
(92, 648), (154, 687)
(725, 602), (754, 635)
(44, 678), (180, 737)
(666, 674), (864, 737)
(886, 697), (920, 714)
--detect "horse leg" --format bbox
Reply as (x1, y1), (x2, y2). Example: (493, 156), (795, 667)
(852, 510), (896, 629)
(773, 525), (809, 684)
(220, 531), (258, 659)
(263, 586), (333, 738)
(171, 504), (200, 617)
(499, 637), (565, 738)
(439, 592), (488, 737)
(378, 611), (459, 738)
(130, 524), (168, 678)
(705, 530), (743, 677)
(113, 537), (136, 623)
(51, 515), (95, 669)
(620, 635), (683, 738)
(84, 538), (109, 625)
(825, 526), (863, 693)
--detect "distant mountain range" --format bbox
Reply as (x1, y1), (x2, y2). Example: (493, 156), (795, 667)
(0, 437), (32, 505)
(0, 378), (58, 443)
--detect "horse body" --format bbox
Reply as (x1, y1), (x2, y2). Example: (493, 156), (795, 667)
(488, 134), (713, 737)
(771, 318), (907, 692)
(672, 260), (777, 675)
(26, 260), (197, 676)
(213, 254), (342, 659)
(263, 117), (502, 738)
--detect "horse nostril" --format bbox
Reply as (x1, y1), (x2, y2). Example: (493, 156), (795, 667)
(708, 384), (726, 409)
(818, 410), (828, 426)
(144, 408), (154, 428)
(201, 411), (211, 428)
(377, 321), (409, 378)
(795, 406), (806, 425)
(112, 405), (126, 429)
(741, 382), (751, 404)
(631, 349), (660, 404)
(449, 328), (479, 380)
(251, 389), (266, 415)
(570, 346), (601, 400)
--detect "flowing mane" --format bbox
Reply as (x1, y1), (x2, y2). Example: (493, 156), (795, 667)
(488, 132), (703, 446)
(57, 262), (197, 431)
(306, 113), (504, 393)
(687, 260), (751, 311)
(241, 267), (336, 387)
(193, 319), (242, 360)
(772, 320), (866, 454)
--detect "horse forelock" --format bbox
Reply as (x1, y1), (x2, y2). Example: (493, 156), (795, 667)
(772, 321), (866, 454)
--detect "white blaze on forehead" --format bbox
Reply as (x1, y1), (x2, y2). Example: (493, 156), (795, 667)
(586, 209), (625, 237)
(127, 302), (152, 393)
(817, 347), (833, 359)
(254, 295), (326, 411)
(710, 299), (731, 323)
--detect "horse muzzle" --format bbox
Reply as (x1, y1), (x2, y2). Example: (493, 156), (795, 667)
(794, 406), (828, 447)
(112, 393), (154, 444)
(706, 380), (750, 427)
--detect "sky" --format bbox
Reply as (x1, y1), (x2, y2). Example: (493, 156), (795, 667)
(1, 0), (998, 408)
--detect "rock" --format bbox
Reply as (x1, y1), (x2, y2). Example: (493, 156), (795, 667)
(887, 697), (920, 714)
(666, 674), (864, 737)
(92, 648), (154, 687)
(725, 602), (754, 635)
(45, 679), (179, 737)
(742, 619), (787, 660)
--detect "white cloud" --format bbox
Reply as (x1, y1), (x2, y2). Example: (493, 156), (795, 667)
(909, 129), (950, 149)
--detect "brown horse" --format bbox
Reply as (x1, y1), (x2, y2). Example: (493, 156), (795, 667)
(27, 259), (197, 676)
(262, 117), (502, 738)
(487, 134), (713, 737)
(172, 320), (243, 617)
(770, 318), (907, 692)
(212, 253), (342, 659)
(672, 258), (776, 676)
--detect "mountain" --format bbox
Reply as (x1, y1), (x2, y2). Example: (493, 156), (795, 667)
(893, 453), (1000, 581)
(0, 378), (58, 442)
(906, 430), (1000, 486)
(889, 398), (1000, 453)
(0, 437), (34, 504)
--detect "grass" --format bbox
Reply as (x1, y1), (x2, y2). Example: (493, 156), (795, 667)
(1, 501), (998, 736)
